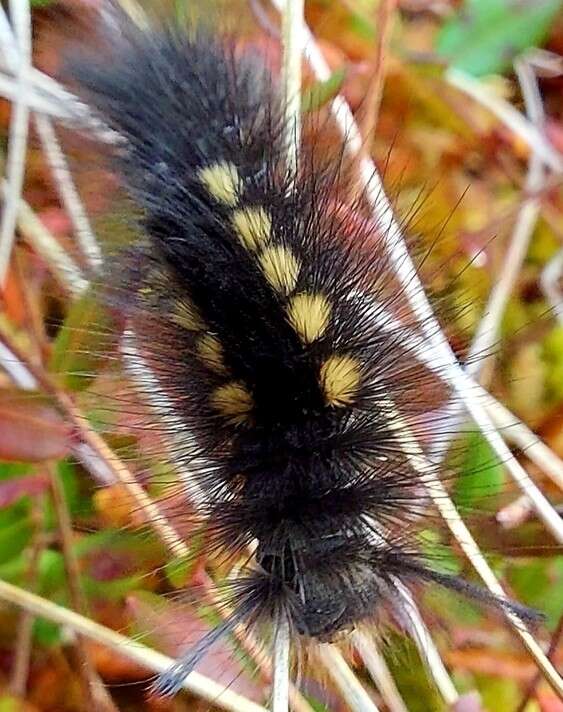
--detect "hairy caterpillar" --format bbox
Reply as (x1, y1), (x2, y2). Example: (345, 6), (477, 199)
(70, 10), (540, 698)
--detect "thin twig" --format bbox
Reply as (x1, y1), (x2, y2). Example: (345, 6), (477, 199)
(10, 611), (35, 697)
(445, 67), (563, 174)
(0, 183), (88, 296)
(358, 0), (396, 145)
(317, 645), (381, 712)
(121, 329), (207, 509)
(0, 9), (103, 273)
(468, 53), (547, 387)
(0, 341), (38, 389)
(485, 397), (563, 492)
(0, 0), (31, 284)
(9, 496), (44, 697)
(426, 52), (556, 513)
(0, 579), (268, 712)
(393, 582), (458, 706)
(541, 247), (563, 324)
(34, 115), (103, 273)
(515, 613), (563, 712)
(48, 462), (118, 712)
(352, 632), (408, 712)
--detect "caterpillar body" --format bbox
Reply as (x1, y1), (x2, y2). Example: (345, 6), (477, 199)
(73, 15), (536, 696)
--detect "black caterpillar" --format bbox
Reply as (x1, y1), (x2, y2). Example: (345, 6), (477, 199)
(72, 14), (538, 696)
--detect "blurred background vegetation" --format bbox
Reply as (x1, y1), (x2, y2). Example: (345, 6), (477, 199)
(0, 0), (562, 710)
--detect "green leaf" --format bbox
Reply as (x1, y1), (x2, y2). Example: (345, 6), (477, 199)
(0, 516), (32, 565)
(454, 431), (505, 511)
(0, 462), (31, 481)
(164, 555), (193, 588)
(436, 0), (562, 76)
(419, 529), (461, 575)
(33, 617), (62, 646)
(424, 584), (483, 625)
(301, 69), (346, 113)
(164, 533), (203, 588)
(37, 549), (67, 596)
(82, 573), (146, 600)
(0, 555), (27, 583)
(508, 557), (563, 629)
(49, 290), (114, 391)
(543, 325), (563, 403)
(304, 697), (331, 712)
(383, 632), (443, 712)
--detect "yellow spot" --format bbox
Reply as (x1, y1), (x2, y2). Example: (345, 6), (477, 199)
(231, 207), (272, 251)
(287, 292), (331, 343)
(320, 355), (361, 407)
(258, 245), (300, 295)
(170, 300), (204, 332)
(197, 334), (227, 374)
(199, 162), (241, 205)
(211, 381), (253, 425)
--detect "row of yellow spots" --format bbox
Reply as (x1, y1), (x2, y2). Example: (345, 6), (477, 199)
(204, 162), (331, 345)
(196, 160), (362, 418)
(171, 295), (255, 424)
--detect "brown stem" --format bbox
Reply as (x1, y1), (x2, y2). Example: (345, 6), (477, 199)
(48, 462), (119, 712)
(515, 614), (563, 712)
(9, 496), (45, 697)
(358, 0), (396, 147)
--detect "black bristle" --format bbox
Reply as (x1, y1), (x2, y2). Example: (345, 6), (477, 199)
(72, 16), (538, 695)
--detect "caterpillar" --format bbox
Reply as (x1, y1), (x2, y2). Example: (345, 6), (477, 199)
(70, 9), (539, 699)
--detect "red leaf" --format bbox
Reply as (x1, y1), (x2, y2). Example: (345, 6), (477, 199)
(0, 397), (71, 462)
(0, 472), (50, 508)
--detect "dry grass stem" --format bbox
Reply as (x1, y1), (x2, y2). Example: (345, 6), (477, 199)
(358, 0), (396, 144)
(446, 67), (563, 174)
(34, 115), (103, 273)
(9, 497), (44, 697)
(541, 247), (563, 324)
(351, 632), (409, 712)
(393, 583), (459, 705)
(0, 1), (31, 284)
(48, 462), (119, 712)
(0, 184), (89, 296)
(0, 578), (269, 712)
(318, 644), (381, 712)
